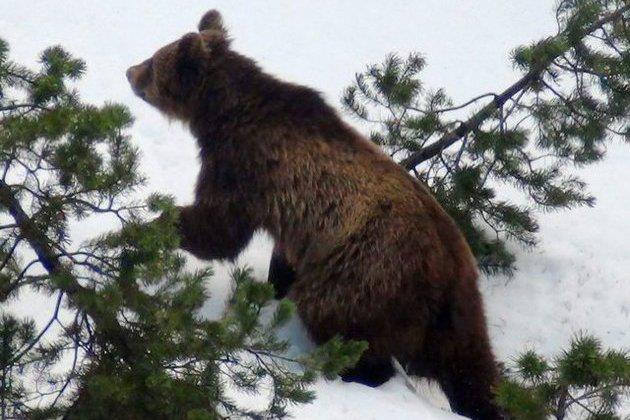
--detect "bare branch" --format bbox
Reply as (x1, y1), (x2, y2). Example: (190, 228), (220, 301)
(412, 92), (498, 114)
(0, 103), (46, 113)
(0, 237), (22, 272)
(10, 291), (64, 364)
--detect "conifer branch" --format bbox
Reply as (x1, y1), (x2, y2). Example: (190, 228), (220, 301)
(0, 178), (136, 363)
(400, 4), (630, 170)
(0, 180), (66, 276)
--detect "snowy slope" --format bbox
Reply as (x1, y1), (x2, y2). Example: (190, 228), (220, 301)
(483, 145), (630, 362)
(1, 1), (629, 418)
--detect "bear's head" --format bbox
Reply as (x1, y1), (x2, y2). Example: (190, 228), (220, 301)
(126, 10), (232, 120)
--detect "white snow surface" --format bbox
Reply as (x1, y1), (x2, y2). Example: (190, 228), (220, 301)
(1, 1), (629, 418)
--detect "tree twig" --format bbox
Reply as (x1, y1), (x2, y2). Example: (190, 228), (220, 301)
(10, 291), (64, 364)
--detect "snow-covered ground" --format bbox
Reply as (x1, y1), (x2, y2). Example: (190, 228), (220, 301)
(2, 1), (628, 418)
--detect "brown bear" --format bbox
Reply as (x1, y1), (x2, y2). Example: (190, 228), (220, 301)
(126, 10), (504, 420)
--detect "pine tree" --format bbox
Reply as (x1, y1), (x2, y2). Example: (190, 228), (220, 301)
(0, 38), (365, 418)
(496, 334), (630, 419)
(343, 1), (629, 274)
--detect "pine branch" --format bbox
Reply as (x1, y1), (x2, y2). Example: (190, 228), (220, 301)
(0, 179), (136, 364)
(400, 4), (630, 170)
(0, 180), (66, 276)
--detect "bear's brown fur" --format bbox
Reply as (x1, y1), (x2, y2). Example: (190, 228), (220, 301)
(127, 10), (504, 419)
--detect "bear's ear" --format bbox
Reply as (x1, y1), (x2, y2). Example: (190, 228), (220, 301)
(198, 9), (226, 34)
(178, 33), (208, 61)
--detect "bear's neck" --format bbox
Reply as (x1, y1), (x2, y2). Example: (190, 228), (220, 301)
(190, 70), (347, 155)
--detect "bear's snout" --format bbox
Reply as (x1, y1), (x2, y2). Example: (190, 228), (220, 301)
(126, 65), (143, 90)
(125, 66), (137, 83)
(126, 58), (153, 98)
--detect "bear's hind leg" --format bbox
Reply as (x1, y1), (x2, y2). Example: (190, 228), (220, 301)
(433, 339), (505, 420)
(420, 299), (506, 420)
(267, 246), (296, 299)
(341, 353), (395, 387)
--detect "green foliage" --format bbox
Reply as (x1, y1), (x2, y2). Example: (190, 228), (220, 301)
(306, 336), (368, 380)
(0, 39), (364, 418)
(343, 1), (629, 274)
(497, 334), (630, 419)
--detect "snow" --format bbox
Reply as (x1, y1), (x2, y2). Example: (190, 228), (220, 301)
(290, 377), (461, 420)
(482, 142), (630, 358)
(1, 1), (629, 418)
